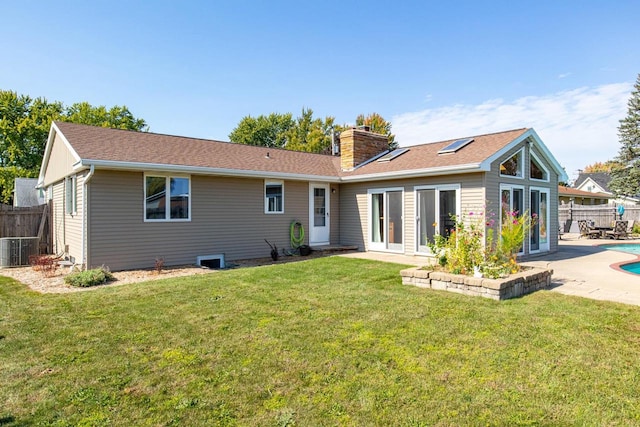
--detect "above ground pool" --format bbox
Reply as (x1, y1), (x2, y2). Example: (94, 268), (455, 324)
(601, 244), (640, 274)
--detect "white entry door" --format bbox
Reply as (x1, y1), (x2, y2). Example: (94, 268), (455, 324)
(309, 183), (330, 245)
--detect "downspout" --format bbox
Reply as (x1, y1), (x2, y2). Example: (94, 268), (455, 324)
(81, 164), (95, 269)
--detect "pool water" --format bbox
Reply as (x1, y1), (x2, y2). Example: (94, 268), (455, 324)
(601, 244), (640, 255)
(602, 244), (640, 274)
(621, 263), (640, 274)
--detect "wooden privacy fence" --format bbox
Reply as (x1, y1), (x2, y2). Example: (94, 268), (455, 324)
(0, 203), (51, 253)
(559, 204), (640, 228)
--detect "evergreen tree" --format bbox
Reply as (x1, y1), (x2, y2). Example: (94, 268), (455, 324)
(610, 74), (640, 197)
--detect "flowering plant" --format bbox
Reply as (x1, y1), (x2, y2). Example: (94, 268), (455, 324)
(428, 209), (536, 278)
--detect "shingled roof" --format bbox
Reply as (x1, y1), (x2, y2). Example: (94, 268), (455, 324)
(49, 121), (342, 180)
(341, 128), (530, 180)
(42, 122), (566, 183)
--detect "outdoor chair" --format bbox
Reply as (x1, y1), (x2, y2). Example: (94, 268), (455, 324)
(606, 220), (628, 240)
(627, 220), (635, 237)
(578, 220), (600, 239)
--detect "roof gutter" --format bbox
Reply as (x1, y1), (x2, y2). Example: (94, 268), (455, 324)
(74, 159), (341, 183)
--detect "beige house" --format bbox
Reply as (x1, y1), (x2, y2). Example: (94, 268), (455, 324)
(558, 185), (610, 206)
(38, 121), (567, 271)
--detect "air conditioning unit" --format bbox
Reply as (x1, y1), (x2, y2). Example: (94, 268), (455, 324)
(0, 237), (40, 267)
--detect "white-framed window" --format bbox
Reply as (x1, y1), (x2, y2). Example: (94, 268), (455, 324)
(414, 184), (460, 254)
(368, 187), (404, 253)
(144, 174), (191, 221)
(65, 175), (77, 215)
(265, 180), (284, 214)
(500, 148), (524, 178)
(529, 151), (549, 181)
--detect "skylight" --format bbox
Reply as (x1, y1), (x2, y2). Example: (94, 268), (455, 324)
(377, 148), (409, 162)
(438, 138), (474, 154)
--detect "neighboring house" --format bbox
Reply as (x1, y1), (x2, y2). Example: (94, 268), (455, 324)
(37, 121), (567, 271)
(558, 186), (610, 206)
(574, 172), (639, 206)
(13, 178), (45, 207)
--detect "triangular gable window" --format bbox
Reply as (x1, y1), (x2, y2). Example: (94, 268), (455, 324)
(500, 149), (523, 178)
(530, 153), (549, 181)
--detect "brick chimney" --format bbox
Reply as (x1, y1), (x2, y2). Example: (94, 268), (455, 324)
(339, 127), (389, 170)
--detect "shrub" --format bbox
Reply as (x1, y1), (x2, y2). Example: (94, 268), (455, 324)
(155, 257), (165, 274)
(428, 209), (535, 278)
(64, 267), (114, 287)
(29, 255), (59, 278)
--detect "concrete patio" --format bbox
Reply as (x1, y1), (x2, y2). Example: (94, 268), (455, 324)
(340, 235), (640, 307)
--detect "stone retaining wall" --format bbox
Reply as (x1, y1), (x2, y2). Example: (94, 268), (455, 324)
(400, 267), (553, 300)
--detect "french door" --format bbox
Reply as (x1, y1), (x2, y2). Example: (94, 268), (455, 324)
(530, 188), (549, 252)
(369, 188), (404, 252)
(415, 185), (459, 253)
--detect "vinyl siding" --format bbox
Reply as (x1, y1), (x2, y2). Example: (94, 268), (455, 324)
(65, 172), (84, 264)
(329, 184), (340, 244)
(339, 174), (485, 255)
(43, 132), (78, 186)
(87, 171), (317, 270)
(51, 181), (65, 255)
(49, 171), (84, 264)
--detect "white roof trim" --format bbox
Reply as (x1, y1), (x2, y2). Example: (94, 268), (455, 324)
(37, 122), (82, 188)
(480, 129), (568, 182)
(575, 176), (611, 195)
(75, 159), (341, 183)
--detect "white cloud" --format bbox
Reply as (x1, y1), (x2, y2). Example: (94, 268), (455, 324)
(392, 82), (632, 181)
(558, 72), (572, 79)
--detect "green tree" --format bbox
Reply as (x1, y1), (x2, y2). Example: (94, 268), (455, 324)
(610, 74), (640, 197)
(228, 113), (294, 148)
(0, 89), (147, 203)
(284, 108), (337, 154)
(356, 112), (397, 149)
(229, 108), (396, 154)
(64, 102), (148, 131)
(0, 91), (64, 202)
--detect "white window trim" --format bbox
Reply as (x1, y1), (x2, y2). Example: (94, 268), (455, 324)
(144, 173), (192, 222)
(264, 180), (284, 214)
(367, 187), (405, 254)
(529, 151), (550, 182)
(65, 175), (77, 215)
(529, 186), (551, 254)
(500, 148), (525, 179)
(500, 183), (526, 255)
(413, 184), (461, 255)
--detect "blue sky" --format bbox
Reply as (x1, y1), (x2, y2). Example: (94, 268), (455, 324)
(3, 1), (639, 181)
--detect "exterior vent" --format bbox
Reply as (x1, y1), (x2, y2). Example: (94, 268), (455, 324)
(197, 254), (225, 269)
(438, 138), (474, 154)
(377, 148), (409, 162)
(0, 237), (40, 267)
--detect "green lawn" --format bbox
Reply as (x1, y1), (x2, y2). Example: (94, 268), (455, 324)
(1, 257), (639, 426)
